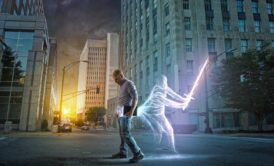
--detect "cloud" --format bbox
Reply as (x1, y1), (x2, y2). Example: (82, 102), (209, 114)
(61, 0), (73, 6)
(44, 0), (121, 42)
(43, 0), (121, 108)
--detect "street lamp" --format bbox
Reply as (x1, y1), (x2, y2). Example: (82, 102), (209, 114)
(204, 48), (237, 134)
(59, 60), (88, 123)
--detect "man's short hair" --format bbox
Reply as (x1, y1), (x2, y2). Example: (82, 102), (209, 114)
(113, 69), (124, 77)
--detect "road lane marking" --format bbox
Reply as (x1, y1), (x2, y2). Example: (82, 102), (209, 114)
(0, 137), (7, 141)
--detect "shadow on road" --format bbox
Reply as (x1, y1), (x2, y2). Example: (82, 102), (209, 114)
(0, 156), (136, 166)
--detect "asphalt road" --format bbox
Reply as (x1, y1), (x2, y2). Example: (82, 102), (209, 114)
(0, 129), (273, 166)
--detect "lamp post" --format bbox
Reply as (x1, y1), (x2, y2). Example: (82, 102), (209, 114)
(204, 48), (237, 133)
(59, 60), (88, 123)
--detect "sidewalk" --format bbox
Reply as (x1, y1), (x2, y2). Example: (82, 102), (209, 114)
(227, 133), (274, 139)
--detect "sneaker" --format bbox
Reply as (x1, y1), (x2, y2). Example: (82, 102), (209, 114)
(111, 152), (127, 159)
(129, 150), (144, 163)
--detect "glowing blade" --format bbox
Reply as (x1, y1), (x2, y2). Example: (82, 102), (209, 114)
(182, 57), (209, 110)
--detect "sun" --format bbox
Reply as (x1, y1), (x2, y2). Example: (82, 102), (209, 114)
(63, 108), (70, 116)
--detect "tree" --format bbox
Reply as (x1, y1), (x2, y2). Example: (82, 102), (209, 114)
(212, 44), (274, 131)
(1, 46), (24, 86)
(85, 107), (106, 124)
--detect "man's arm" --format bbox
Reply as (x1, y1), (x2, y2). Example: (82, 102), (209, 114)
(125, 97), (138, 117)
(167, 87), (186, 103)
(125, 81), (138, 117)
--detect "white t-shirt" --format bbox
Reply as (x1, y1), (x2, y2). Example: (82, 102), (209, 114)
(116, 105), (124, 118)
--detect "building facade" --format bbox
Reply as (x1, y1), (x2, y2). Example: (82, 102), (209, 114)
(121, 0), (274, 132)
(43, 38), (58, 130)
(0, 0), (51, 131)
(107, 97), (118, 128)
(77, 33), (119, 120)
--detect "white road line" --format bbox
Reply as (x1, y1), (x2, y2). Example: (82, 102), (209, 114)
(0, 137), (7, 141)
(229, 137), (274, 144)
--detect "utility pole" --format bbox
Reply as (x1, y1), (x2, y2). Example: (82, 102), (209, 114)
(58, 60), (88, 124)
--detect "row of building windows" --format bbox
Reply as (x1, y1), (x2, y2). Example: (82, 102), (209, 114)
(183, 38), (274, 54)
(181, 0), (273, 14)
(127, 38), (274, 80)
(124, 2), (274, 60)
(183, 15), (274, 33)
(236, 0), (273, 14)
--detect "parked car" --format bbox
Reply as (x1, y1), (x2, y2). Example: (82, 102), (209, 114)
(58, 123), (72, 132)
(81, 125), (89, 131)
(94, 118), (106, 130)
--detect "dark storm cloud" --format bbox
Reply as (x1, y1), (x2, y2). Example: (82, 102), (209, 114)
(43, 0), (121, 97)
(44, 0), (121, 48)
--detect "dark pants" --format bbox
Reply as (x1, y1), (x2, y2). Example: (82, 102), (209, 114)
(118, 116), (140, 156)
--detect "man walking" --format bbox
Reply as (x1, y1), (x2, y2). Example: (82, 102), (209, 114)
(111, 69), (144, 163)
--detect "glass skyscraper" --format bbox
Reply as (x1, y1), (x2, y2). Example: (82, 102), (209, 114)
(0, 0), (53, 131)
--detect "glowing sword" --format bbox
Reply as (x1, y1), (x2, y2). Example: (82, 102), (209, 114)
(182, 57), (209, 110)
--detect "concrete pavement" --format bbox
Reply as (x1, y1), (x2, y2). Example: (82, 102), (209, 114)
(0, 129), (273, 166)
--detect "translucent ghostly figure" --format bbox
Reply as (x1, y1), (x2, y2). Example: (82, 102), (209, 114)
(137, 75), (187, 152)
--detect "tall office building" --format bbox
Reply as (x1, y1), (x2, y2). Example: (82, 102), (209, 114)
(121, 0), (274, 132)
(77, 33), (119, 120)
(43, 38), (58, 130)
(0, 0), (44, 16)
(0, 0), (51, 131)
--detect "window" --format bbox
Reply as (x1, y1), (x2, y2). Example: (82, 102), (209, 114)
(153, 15), (157, 35)
(221, 0), (228, 11)
(145, 0), (149, 9)
(166, 43), (171, 57)
(166, 64), (172, 85)
(238, 19), (246, 32)
(267, 3), (273, 14)
(256, 40), (263, 51)
(236, 0), (244, 12)
(183, 0), (189, 9)
(208, 38), (215, 52)
(240, 39), (248, 53)
(164, 3), (169, 16)
(204, 0), (212, 11)
(153, 51), (158, 72)
(140, 61), (143, 79)
(225, 38), (233, 58)
(223, 19), (230, 32)
(184, 17), (191, 30)
(146, 56), (150, 76)
(270, 21), (274, 33)
(0, 0), (3, 12)
(252, 2), (258, 14)
(166, 64), (171, 79)
(186, 60), (193, 73)
(254, 20), (261, 33)
(0, 31), (34, 123)
(206, 17), (214, 30)
(185, 38), (192, 52)
(225, 38), (232, 51)
(140, 38), (143, 49)
(2, 31), (34, 86)
(165, 22), (170, 35)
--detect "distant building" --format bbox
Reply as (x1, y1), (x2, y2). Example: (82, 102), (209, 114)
(107, 97), (118, 128)
(0, 0), (51, 131)
(121, 0), (274, 132)
(77, 33), (119, 121)
(43, 38), (58, 130)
